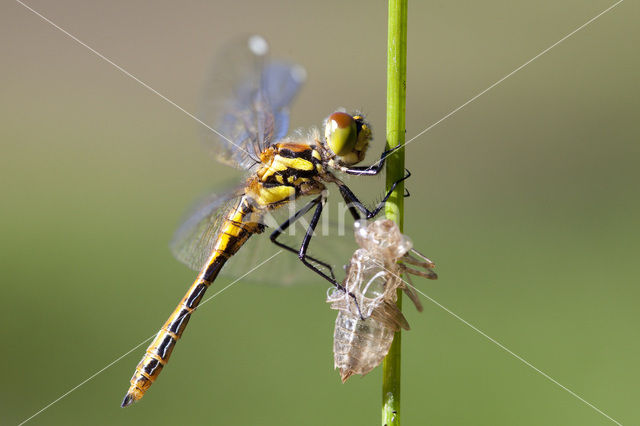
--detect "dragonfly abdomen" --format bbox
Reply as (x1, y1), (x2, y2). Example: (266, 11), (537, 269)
(122, 276), (217, 406)
(122, 197), (261, 407)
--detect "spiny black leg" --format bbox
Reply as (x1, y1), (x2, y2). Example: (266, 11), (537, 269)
(270, 196), (336, 281)
(297, 201), (367, 319)
(343, 144), (403, 175)
(268, 196), (366, 318)
(296, 199), (336, 284)
(338, 169), (411, 219)
(404, 188), (410, 198)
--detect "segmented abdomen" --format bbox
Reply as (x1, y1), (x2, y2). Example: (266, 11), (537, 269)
(122, 196), (261, 407)
(122, 270), (219, 406)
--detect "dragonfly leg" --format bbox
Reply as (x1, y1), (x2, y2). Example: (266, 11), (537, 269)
(341, 145), (402, 176)
(269, 196), (336, 281)
(297, 196), (334, 283)
(296, 199), (368, 320)
(337, 169), (411, 220)
(270, 195), (368, 319)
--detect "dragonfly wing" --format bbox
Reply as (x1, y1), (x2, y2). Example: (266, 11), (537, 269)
(170, 188), (359, 287)
(215, 191), (360, 287)
(169, 188), (245, 271)
(218, 234), (304, 286)
(200, 35), (306, 169)
(262, 61), (307, 141)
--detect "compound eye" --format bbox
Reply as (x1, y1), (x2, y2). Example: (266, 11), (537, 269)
(325, 112), (357, 157)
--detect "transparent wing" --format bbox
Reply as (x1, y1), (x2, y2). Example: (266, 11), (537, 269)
(200, 35), (306, 170)
(170, 187), (359, 287)
(216, 191), (360, 287)
(169, 188), (244, 271)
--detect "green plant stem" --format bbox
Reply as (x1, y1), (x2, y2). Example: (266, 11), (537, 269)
(382, 0), (408, 425)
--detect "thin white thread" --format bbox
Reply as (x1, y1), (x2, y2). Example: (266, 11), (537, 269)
(14, 0), (626, 424)
(17, 250), (283, 425)
(17, 339), (150, 426)
(15, 0), (252, 159)
(366, 0), (625, 171)
(387, 267), (624, 426)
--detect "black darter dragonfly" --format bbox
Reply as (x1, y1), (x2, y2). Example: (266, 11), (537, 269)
(122, 35), (405, 407)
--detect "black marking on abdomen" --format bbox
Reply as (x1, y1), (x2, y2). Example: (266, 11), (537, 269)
(203, 256), (226, 282)
(185, 283), (207, 309)
(167, 308), (191, 337)
(143, 357), (163, 377)
(155, 334), (176, 360)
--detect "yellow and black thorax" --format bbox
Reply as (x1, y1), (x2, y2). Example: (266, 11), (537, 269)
(248, 142), (328, 208)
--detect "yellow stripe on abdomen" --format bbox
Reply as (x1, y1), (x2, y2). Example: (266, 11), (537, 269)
(122, 196), (259, 407)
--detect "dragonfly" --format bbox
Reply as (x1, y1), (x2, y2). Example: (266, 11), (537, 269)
(121, 35), (406, 407)
(327, 218), (437, 382)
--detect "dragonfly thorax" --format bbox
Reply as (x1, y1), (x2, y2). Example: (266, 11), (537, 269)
(249, 141), (327, 208)
(258, 142), (324, 181)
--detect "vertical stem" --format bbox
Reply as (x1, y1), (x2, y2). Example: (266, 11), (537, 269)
(382, 0), (407, 426)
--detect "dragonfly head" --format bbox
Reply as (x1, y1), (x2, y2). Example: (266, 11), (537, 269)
(323, 111), (372, 165)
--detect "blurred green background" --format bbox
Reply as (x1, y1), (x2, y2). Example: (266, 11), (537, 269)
(2, 1), (638, 425)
